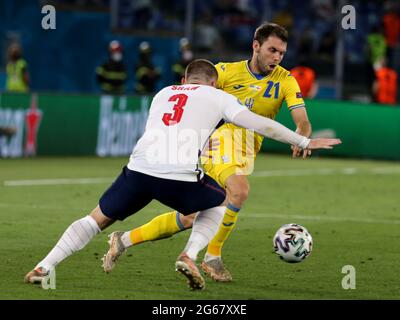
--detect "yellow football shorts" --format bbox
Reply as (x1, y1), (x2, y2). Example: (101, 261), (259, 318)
(200, 124), (258, 187)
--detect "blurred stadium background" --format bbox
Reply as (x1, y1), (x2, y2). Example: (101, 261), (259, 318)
(1, 0), (400, 97)
(1, 0), (400, 300)
(0, 0), (399, 159)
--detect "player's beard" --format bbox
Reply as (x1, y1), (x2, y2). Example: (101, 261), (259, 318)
(256, 55), (270, 76)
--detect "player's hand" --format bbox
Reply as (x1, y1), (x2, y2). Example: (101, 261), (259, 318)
(291, 145), (312, 159)
(307, 138), (342, 150)
(201, 138), (220, 158)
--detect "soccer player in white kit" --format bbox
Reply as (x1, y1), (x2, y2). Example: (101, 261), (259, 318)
(24, 59), (340, 290)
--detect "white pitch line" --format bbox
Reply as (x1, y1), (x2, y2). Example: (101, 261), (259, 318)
(246, 213), (400, 225)
(370, 167), (400, 174)
(3, 166), (400, 187)
(3, 177), (113, 187)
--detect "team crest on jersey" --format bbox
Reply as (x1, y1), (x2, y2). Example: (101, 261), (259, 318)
(249, 84), (262, 91)
(244, 98), (255, 110)
(237, 98), (244, 105)
(233, 84), (245, 90)
(221, 155), (230, 163)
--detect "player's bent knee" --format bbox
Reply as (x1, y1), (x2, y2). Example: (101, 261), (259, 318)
(89, 205), (115, 230)
(231, 188), (249, 206)
(228, 185), (250, 207)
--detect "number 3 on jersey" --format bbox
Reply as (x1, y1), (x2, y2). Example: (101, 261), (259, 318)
(162, 94), (188, 126)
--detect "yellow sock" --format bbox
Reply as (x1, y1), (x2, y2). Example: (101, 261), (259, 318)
(130, 211), (185, 245)
(206, 203), (240, 257)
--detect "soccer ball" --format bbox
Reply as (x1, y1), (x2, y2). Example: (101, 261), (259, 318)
(273, 223), (313, 263)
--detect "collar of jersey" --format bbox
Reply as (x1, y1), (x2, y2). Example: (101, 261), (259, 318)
(246, 60), (271, 80)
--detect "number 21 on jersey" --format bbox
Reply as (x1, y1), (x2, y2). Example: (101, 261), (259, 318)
(162, 94), (188, 126)
(263, 81), (280, 99)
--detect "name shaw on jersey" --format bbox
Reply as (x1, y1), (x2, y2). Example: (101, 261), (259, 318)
(171, 85), (200, 91)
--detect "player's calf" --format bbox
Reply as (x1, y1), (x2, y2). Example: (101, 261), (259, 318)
(225, 175), (250, 208)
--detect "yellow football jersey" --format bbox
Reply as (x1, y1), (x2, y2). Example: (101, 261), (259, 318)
(215, 60), (305, 153)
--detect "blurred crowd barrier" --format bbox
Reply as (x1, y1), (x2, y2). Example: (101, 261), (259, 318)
(263, 99), (400, 160)
(1, 92), (400, 160)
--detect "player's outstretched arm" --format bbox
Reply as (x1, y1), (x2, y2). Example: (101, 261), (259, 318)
(231, 110), (341, 151)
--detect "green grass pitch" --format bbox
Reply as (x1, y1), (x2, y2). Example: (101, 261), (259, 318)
(0, 154), (399, 300)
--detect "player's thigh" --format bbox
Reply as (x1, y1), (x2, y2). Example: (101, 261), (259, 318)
(202, 158), (252, 189)
(201, 125), (236, 186)
(99, 166), (153, 221)
(154, 175), (226, 215)
(201, 143), (254, 188)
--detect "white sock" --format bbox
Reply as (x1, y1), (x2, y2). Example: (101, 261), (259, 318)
(184, 206), (225, 261)
(120, 232), (133, 248)
(35, 215), (100, 270)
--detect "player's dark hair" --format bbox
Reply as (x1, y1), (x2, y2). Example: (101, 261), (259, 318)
(254, 22), (288, 44)
(185, 59), (218, 82)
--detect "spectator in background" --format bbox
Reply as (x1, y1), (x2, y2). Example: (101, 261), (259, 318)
(366, 24), (387, 95)
(317, 30), (336, 63)
(96, 40), (128, 95)
(311, 0), (336, 26)
(5, 43), (29, 93)
(373, 58), (397, 105)
(290, 56), (319, 99)
(132, 0), (153, 29)
(194, 9), (221, 53)
(272, 7), (294, 33)
(367, 25), (387, 70)
(135, 41), (161, 94)
(382, 2), (400, 69)
(171, 38), (194, 84)
(297, 27), (316, 58)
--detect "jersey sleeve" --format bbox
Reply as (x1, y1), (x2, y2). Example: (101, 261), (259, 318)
(218, 90), (248, 122)
(283, 74), (306, 111)
(215, 62), (227, 89)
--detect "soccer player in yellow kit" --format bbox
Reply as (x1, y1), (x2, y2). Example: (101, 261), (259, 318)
(103, 23), (312, 282)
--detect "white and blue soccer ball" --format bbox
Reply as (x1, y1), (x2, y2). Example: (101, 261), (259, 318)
(273, 223), (313, 263)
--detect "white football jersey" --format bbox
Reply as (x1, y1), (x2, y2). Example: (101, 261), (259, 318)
(128, 84), (247, 181)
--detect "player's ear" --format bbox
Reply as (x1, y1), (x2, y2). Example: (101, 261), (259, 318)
(210, 79), (217, 88)
(252, 40), (260, 52)
(181, 77), (186, 84)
